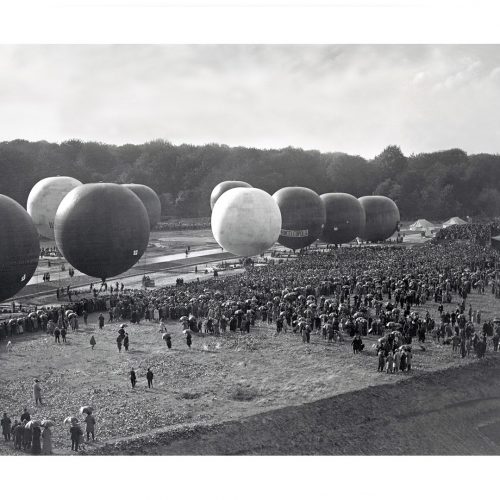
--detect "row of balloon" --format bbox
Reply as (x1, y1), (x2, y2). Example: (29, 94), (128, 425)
(0, 177), (162, 303)
(210, 181), (400, 257)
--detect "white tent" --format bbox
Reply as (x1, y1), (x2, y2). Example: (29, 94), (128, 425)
(410, 219), (436, 230)
(442, 217), (467, 228)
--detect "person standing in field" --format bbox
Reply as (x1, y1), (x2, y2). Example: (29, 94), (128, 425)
(31, 424), (41, 455)
(42, 425), (52, 455)
(1, 413), (11, 441)
(123, 334), (129, 352)
(90, 335), (96, 350)
(98, 313), (105, 329)
(84, 412), (96, 441)
(33, 379), (42, 406)
(130, 369), (137, 388)
(70, 421), (83, 452)
(146, 368), (154, 389)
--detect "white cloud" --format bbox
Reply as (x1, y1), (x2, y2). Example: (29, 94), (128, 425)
(0, 45), (499, 158)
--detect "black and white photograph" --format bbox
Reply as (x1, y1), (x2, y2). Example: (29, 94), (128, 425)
(0, 1), (500, 498)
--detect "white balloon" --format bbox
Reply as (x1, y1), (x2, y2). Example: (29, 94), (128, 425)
(211, 187), (282, 257)
(27, 176), (82, 239)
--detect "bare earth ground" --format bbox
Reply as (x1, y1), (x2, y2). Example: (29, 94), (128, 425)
(1, 284), (499, 456)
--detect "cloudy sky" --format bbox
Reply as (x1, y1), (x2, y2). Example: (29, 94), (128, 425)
(0, 44), (499, 158)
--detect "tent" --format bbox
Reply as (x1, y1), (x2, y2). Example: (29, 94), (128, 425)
(409, 219), (436, 231)
(442, 217), (467, 228)
(491, 235), (500, 252)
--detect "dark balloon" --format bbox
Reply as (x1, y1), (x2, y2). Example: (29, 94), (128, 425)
(320, 193), (366, 244)
(210, 181), (252, 210)
(54, 183), (150, 280)
(123, 184), (162, 229)
(273, 187), (326, 250)
(0, 195), (39, 302)
(358, 196), (400, 242)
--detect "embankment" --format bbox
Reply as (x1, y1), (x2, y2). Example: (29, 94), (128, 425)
(91, 357), (500, 455)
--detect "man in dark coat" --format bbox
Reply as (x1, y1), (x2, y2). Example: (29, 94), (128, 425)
(146, 368), (154, 388)
(130, 369), (137, 388)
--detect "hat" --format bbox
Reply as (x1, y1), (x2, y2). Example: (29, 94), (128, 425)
(35, 379), (39, 383)
(120, 324), (126, 328)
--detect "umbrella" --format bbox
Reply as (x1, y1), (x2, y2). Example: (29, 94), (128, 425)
(493, 318), (500, 324)
(162, 333), (170, 340)
(64, 416), (78, 425)
(25, 420), (41, 429)
(179, 316), (189, 322)
(79, 406), (93, 415)
(41, 420), (55, 427)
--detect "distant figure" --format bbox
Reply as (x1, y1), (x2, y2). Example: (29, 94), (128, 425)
(98, 313), (105, 329)
(33, 379), (42, 405)
(130, 369), (137, 388)
(83, 310), (88, 326)
(20, 408), (30, 422)
(186, 330), (192, 349)
(123, 334), (129, 352)
(164, 333), (172, 349)
(116, 335), (122, 353)
(31, 425), (41, 455)
(42, 425), (53, 455)
(1, 413), (12, 441)
(146, 368), (154, 388)
(61, 327), (67, 343)
(90, 335), (96, 350)
(84, 412), (96, 441)
(70, 422), (83, 452)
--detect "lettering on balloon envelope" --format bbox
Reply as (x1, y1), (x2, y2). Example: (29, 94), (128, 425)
(280, 229), (309, 238)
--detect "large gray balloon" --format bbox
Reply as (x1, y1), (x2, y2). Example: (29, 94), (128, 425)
(54, 183), (150, 280)
(273, 187), (325, 250)
(123, 184), (162, 229)
(0, 195), (40, 302)
(321, 193), (366, 244)
(210, 181), (252, 210)
(358, 196), (400, 242)
(211, 187), (281, 257)
(27, 176), (82, 239)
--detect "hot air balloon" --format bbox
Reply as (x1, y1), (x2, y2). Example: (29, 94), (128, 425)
(27, 176), (82, 239)
(211, 187), (281, 257)
(321, 193), (366, 244)
(358, 196), (400, 242)
(272, 187), (325, 250)
(0, 195), (40, 302)
(210, 181), (252, 210)
(54, 183), (150, 280)
(123, 184), (162, 229)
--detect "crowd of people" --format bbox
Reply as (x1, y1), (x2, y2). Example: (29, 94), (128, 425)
(434, 222), (500, 245)
(2, 233), (500, 455)
(1, 405), (97, 455)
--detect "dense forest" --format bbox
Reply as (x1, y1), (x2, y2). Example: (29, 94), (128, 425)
(1, 139), (499, 221)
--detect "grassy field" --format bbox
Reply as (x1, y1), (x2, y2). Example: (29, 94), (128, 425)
(1, 282), (498, 455)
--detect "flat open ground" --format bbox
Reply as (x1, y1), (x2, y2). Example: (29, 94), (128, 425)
(1, 278), (499, 455)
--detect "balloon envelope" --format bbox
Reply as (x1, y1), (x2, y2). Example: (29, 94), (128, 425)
(54, 183), (150, 280)
(27, 176), (82, 239)
(123, 184), (161, 229)
(211, 187), (281, 257)
(210, 181), (252, 210)
(321, 193), (366, 244)
(273, 187), (325, 250)
(0, 195), (39, 302)
(358, 196), (400, 242)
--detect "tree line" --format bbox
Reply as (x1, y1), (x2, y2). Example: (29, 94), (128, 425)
(1, 139), (499, 221)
